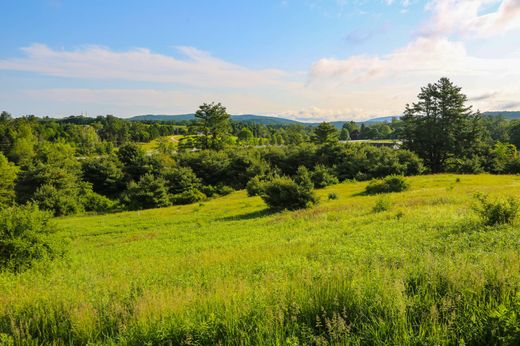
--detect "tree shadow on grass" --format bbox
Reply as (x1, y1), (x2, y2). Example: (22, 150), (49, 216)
(217, 208), (275, 222)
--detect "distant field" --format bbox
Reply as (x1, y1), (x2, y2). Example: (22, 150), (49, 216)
(1, 175), (520, 344)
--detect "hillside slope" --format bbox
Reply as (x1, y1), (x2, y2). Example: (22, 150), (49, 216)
(1, 175), (520, 344)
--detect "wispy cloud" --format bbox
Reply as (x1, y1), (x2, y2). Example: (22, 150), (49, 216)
(0, 44), (296, 90)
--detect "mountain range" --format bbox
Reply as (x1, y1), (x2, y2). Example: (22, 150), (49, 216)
(129, 112), (520, 128)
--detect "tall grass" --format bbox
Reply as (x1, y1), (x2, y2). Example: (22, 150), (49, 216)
(1, 174), (519, 344)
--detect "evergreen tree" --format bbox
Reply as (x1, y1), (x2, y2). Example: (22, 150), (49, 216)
(193, 102), (231, 150)
(401, 77), (486, 172)
(312, 122), (339, 145)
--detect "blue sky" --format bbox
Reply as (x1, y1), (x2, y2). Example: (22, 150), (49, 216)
(1, 0), (519, 120)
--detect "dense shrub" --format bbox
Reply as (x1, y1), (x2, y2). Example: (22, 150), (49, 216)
(171, 188), (206, 205)
(261, 176), (318, 211)
(311, 164), (339, 188)
(246, 176), (267, 197)
(365, 175), (409, 195)
(473, 193), (519, 226)
(125, 173), (171, 210)
(81, 156), (125, 198)
(0, 204), (62, 272)
(81, 187), (118, 213)
(445, 156), (484, 174)
(164, 166), (201, 195)
(32, 183), (84, 216)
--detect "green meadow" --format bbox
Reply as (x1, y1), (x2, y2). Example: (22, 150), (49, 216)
(1, 174), (520, 345)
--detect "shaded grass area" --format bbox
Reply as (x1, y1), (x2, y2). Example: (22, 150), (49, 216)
(1, 174), (520, 344)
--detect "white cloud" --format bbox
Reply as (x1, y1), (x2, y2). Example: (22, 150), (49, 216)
(0, 44), (296, 90)
(421, 0), (520, 38)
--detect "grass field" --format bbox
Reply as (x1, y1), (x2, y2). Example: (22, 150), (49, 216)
(1, 174), (520, 345)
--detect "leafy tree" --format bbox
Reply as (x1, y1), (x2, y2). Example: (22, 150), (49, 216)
(339, 127), (350, 141)
(343, 121), (360, 140)
(508, 120), (520, 150)
(402, 77), (486, 172)
(238, 127), (254, 143)
(0, 153), (18, 208)
(193, 102), (231, 150)
(312, 122), (339, 145)
(0, 204), (62, 272)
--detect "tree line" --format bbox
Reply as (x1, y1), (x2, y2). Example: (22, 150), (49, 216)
(1, 78), (520, 216)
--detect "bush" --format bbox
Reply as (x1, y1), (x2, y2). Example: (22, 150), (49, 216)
(32, 183), (84, 216)
(171, 188), (206, 205)
(215, 185), (234, 196)
(125, 173), (171, 210)
(445, 156), (484, 174)
(261, 177), (318, 211)
(0, 204), (62, 272)
(328, 192), (338, 200)
(473, 193), (519, 226)
(372, 197), (391, 213)
(81, 188), (118, 213)
(311, 165), (339, 188)
(365, 175), (409, 195)
(246, 176), (267, 197)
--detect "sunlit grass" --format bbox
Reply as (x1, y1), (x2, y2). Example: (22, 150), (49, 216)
(1, 174), (520, 344)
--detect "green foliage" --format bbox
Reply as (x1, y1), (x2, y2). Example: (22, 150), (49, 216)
(473, 193), (519, 226)
(311, 165), (339, 188)
(328, 192), (338, 200)
(81, 156), (125, 198)
(445, 156), (484, 174)
(0, 204), (61, 272)
(365, 175), (409, 195)
(372, 197), (392, 213)
(237, 127), (254, 143)
(164, 166), (201, 195)
(402, 78), (487, 172)
(32, 183), (84, 216)
(125, 174), (171, 210)
(246, 176), (267, 197)
(171, 188), (206, 205)
(312, 122), (339, 145)
(261, 176), (318, 211)
(193, 102), (231, 150)
(0, 153), (18, 208)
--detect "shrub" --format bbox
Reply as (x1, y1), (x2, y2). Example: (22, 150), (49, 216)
(246, 176), (267, 197)
(32, 183), (84, 216)
(445, 156), (484, 174)
(473, 193), (519, 226)
(81, 188), (118, 213)
(328, 192), (338, 200)
(125, 173), (171, 210)
(373, 197), (391, 213)
(171, 188), (206, 205)
(260, 177), (318, 211)
(311, 165), (339, 188)
(0, 204), (62, 272)
(164, 166), (201, 195)
(215, 185), (234, 196)
(365, 175), (409, 195)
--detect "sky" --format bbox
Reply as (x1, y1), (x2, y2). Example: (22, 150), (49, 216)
(0, 0), (519, 121)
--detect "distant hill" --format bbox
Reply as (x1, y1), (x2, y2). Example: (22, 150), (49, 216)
(482, 111), (520, 119)
(129, 114), (300, 125)
(129, 113), (397, 127)
(129, 111), (519, 127)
